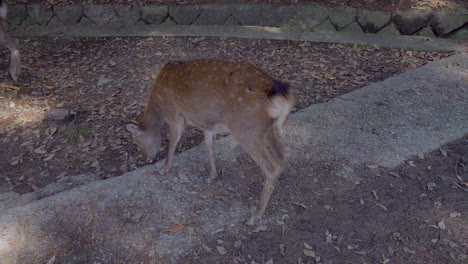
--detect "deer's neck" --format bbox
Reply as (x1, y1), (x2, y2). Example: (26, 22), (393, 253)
(139, 102), (165, 133)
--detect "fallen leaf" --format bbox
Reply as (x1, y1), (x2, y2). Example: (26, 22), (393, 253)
(202, 244), (212, 253)
(31, 183), (40, 191)
(44, 153), (55, 161)
(34, 147), (47, 154)
(437, 220), (446, 230)
(167, 224), (184, 233)
(279, 244), (286, 256)
(265, 259), (273, 264)
(449, 212), (461, 218)
(130, 212), (143, 222)
(10, 157), (20, 165)
(303, 249), (316, 257)
(85, 216), (94, 226)
(440, 148), (448, 157)
(426, 182), (437, 191)
(216, 246), (227, 255)
(178, 171), (190, 182)
(347, 244), (358, 249)
(46, 254), (56, 264)
(374, 202), (389, 212)
(252, 225), (268, 233)
(210, 228), (224, 235)
(355, 250), (368, 255)
(303, 242), (313, 249)
(292, 202), (307, 208)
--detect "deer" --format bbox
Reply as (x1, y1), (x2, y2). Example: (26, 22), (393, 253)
(0, 0), (21, 82)
(126, 59), (294, 225)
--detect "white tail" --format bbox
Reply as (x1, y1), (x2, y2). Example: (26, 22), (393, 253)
(0, 0), (21, 82)
(126, 59), (294, 224)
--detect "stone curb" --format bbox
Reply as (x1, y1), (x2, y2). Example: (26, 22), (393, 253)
(11, 25), (467, 52)
(6, 3), (468, 41)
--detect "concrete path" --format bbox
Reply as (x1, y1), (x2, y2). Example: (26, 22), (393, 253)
(12, 25), (467, 52)
(0, 39), (466, 262)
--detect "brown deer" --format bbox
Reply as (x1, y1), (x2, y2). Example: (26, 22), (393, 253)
(0, 0), (20, 82)
(126, 59), (294, 225)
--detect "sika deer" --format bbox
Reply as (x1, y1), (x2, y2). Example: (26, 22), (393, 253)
(0, 0), (21, 82)
(126, 59), (294, 224)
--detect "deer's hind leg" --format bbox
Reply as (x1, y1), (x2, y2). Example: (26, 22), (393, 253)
(0, 31), (20, 82)
(232, 125), (287, 225)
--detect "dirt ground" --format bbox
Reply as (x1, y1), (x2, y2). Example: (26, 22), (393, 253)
(8, 0), (468, 10)
(0, 30), (466, 264)
(182, 136), (468, 264)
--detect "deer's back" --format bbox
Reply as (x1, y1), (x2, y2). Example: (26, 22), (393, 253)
(152, 59), (281, 131)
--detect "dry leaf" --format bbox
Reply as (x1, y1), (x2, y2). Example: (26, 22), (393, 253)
(178, 171), (190, 182)
(374, 202), (389, 212)
(85, 216), (94, 227)
(202, 244), (212, 253)
(31, 183), (40, 191)
(303, 249), (316, 257)
(437, 220), (446, 230)
(10, 157), (20, 165)
(440, 149), (448, 157)
(252, 225), (268, 233)
(449, 212), (461, 218)
(167, 224), (184, 233)
(417, 153), (425, 159)
(216, 246), (227, 255)
(130, 212), (143, 222)
(46, 254), (56, 264)
(44, 153), (55, 161)
(279, 244), (286, 256)
(303, 242), (313, 249)
(34, 147), (47, 154)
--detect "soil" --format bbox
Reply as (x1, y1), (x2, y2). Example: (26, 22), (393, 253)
(8, 0), (468, 10)
(0, 18), (466, 264)
(182, 136), (468, 264)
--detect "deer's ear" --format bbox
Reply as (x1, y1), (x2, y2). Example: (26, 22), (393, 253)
(126, 123), (143, 136)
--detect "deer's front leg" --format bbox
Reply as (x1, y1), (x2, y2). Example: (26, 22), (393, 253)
(159, 116), (185, 175)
